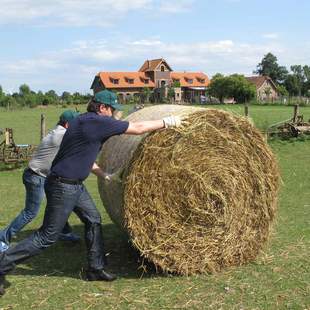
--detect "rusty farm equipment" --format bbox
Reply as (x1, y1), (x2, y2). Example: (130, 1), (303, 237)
(267, 105), (310, 138)
(0, 128), (35, 164)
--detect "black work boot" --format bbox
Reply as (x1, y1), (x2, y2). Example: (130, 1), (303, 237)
(85, 268), (117, 282)
(0, 275), (5, 296)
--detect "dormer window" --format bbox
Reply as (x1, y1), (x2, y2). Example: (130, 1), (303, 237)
(110, 78), (119, 84)
(140, 77), (149, 84)
(187, 78), (193, 84)
(197, 77), (205, 83)
(125, 77), (134, 84)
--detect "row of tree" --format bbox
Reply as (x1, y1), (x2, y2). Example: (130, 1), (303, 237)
(207, 53), (310, 103)
(1, 53), (309, 107)
(0, 84), (91, 109)
(255, 53), (310, 97)
(208, 74), (256, 103)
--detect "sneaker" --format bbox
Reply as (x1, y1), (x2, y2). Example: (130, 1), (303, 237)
(0, 275), (5, 296)
(58, 232), (81, 243)
(0, 242), (9, 253)
(85, 269), (117, 282)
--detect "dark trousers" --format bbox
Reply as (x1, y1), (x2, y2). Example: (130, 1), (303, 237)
(0, 168), (72, 245)
(0, 178), (106, 275)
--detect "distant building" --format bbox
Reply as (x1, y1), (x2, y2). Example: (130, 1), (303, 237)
(246, 76), (279, 101)
(90, 58), (210, 103)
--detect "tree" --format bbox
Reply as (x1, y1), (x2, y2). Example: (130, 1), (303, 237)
(208, 73), (228, 103)
(0, 85), (5, 107)
(254, 53), (288, 84)
(142, 87), (151, 103)
(290, 65), (304, 97)
(277, 85), (289, 97)
(284, 75), (299, 96)
(19, 84), (31, 97)
(61, 91), (72, 105)
(45, 90), (59, 105)
(167, 86), (175, 102)
(208, 74), (255, 103)
(227, 74), (256, 103)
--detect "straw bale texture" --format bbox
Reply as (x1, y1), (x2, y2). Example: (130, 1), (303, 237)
(98, 105), (280, 275)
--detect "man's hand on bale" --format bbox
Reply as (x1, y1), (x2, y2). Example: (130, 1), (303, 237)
(102, 170), (123, 183)
(163, 116), (182, 128)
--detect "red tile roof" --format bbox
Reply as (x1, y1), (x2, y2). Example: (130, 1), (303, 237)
(171, 72), (210, 87)
(98, 72), (155, 88)
(246, 76), (277, 89)
(139, 58), (172, 72)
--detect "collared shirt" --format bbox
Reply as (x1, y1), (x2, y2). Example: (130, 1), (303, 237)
(51, 112), (129, 181)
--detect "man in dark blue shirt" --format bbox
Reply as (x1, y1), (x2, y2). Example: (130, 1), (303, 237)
(0, 90), (182, 296)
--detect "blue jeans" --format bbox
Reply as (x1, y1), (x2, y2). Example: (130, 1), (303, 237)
(0, 178), (105, 275)
(0, 169), (71, 245)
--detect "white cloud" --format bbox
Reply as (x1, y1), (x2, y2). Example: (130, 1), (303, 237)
(159, 0), (194, 13)
(0, 0), (152, 26)
(262, 33), (279, 39)
(0, 0), (194, 26)
(1, 36), (309, 93)
(130, 39), (163, 46)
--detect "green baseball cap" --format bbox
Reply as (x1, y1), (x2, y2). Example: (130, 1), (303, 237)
(94, 90), (123, 111)
(59, 110), (80, 122)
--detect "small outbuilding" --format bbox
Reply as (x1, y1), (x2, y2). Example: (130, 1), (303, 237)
(246, 76), (279, 101)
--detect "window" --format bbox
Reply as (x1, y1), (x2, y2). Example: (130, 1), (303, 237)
(161, 65), (165, 72)
(187, 79), (193, 84)
(161, 80), (166, 87)
(110, 78), (119, 84)
(140, 77), (149, 84)
(126, 78), (134, 84)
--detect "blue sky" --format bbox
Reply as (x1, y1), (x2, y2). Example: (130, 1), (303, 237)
(0, 0), (309, 94)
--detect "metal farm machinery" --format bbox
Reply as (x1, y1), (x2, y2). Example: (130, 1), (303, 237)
(0, 128), (35, 164)
(267, 105), (310, 138)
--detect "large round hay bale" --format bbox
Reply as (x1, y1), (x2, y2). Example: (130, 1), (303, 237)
(98, 105), (280, 275)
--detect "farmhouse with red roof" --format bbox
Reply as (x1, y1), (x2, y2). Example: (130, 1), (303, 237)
(91, 58), (209, 103)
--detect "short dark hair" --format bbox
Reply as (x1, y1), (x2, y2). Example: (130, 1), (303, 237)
(87, 99), (102, 113)
(57, 119), (67, 127)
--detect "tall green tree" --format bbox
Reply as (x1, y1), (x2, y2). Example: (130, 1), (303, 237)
(0, 85), (5, 106)
(19, 84), (31, 96)
(284, 75), (300, 96)
(45, 90), (59, 105)
(208, 74), (255, 103)
(208, 73), (227, 103)
(227, 74), (256, 103)
(290, 65), (304, 97)
(254, 53), (288, 84)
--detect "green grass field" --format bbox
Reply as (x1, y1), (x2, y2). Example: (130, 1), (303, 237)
(0, 104), (309, 309)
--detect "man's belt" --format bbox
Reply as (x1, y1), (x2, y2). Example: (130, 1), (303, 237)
(27, 167), (43, 177)
(48, 175), (83, 185)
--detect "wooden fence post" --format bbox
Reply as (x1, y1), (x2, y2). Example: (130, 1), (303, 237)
(40, 114), (46, 141)
(293, 104), (299, 123)
(244, 103), (249, 117)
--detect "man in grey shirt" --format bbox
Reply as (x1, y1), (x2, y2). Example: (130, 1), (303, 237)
(0, 110), (80, 252)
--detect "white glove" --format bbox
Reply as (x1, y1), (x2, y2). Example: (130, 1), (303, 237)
(102, 170), (123, 183)
(162, 116), (182, 128)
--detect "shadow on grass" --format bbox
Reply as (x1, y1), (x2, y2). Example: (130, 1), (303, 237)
(9, 223), (166, 280)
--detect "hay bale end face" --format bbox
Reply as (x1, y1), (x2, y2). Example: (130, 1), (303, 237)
(98, 105), (280, 275)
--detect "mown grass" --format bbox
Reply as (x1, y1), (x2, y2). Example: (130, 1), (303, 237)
(0, 104), (309, 309)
